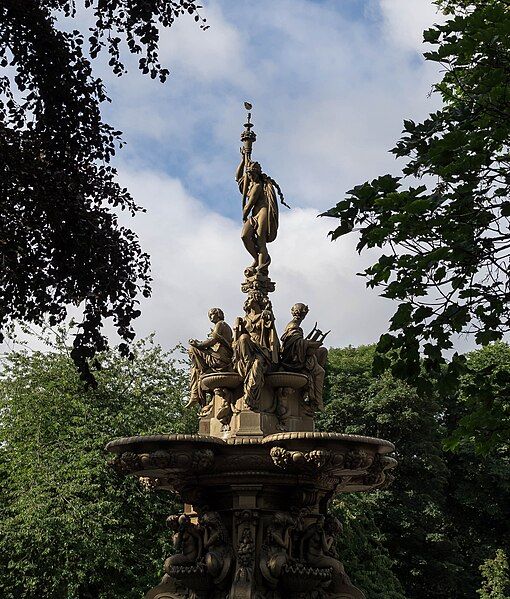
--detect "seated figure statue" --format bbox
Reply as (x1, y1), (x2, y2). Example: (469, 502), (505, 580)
(187, 308), (233, 409)
(280, 303), (328, 411)
(300, 516), (365, 599)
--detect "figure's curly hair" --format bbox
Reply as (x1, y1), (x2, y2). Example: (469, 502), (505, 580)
(264, 173), (291, 209)
(246, 159), (290, 209)
(208, 307), (224, 321)
(200, 511), (228, 543)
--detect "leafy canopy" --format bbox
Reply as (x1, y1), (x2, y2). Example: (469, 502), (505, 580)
(0, 331), (196, 599)
(0, 0), (205, 386)
(319, 343), (510, 599)
(322, 0), (510, 398)
(478, 550), (510, 599)
(446, 341), (510, 454)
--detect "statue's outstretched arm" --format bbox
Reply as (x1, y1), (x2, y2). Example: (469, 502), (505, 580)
(236, 149), (246, 184)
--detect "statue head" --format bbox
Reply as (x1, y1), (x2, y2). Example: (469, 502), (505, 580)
(166, 514), (182, 532)
(324, 515), (342, 536)
(208, 307), (224, 323)
(178, 514), (191, 527)
(273, 511), (295, 529)
(246, 160), (262, 182)
(291, 303), (309, 322)
(214, 387), (232, 402)
(200, 511), (227, 541)
(244, 291), (264, 314)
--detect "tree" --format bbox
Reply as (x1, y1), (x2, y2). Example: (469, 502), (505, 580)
(332, 494), (406, 599)
(478, 550), (510, 599)
(319, 344), (510, 599)
(319, 345), (458, 598)
(322, 1), (510, 404)
(0, 1), (206, 386)
(0, 332), (197, 598)
(446, 341), (510, 454)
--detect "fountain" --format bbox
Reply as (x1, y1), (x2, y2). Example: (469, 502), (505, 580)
(106, 104), (396, 599)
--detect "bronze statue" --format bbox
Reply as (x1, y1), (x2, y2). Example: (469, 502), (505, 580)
(260, 511), (296, 588)
(214, 387), (235, 428)
(233, 292), (279, 409)
(163, 514), (203, 571)
(281, 303), (328, 411)
(109, 103), (397, 599)
(235, 105), (289, 276)
(200, 511), (233, 584)
(300, 516), (365, 599)
(187, 308), (233, 408)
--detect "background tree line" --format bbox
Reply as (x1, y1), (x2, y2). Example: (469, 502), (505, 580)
(1, 333), (508, 598)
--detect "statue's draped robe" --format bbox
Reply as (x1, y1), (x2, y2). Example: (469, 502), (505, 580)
(189, 321), (233, 405)
(239, 174), (279, 256)
(281, 322), (326, 411)
(234, 309), (279, 409)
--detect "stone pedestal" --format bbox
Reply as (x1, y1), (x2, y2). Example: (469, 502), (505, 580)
(198, 371), (314, 440)
(107, 432), (396, 598)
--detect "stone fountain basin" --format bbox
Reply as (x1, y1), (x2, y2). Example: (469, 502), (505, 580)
(200, 371), (308, 391)
(106, 432), (396, 498)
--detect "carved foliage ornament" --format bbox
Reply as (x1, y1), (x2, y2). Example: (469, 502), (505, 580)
(111, 449), (215, 475)
(270, 447), (373, 473)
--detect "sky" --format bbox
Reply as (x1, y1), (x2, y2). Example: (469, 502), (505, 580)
(7, 0), (452, 353)
(98, 0), (448, 351)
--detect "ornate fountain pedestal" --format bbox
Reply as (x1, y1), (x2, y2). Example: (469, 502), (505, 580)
(107, 104), (397, 598)
(107, 430), (395, 599)
(198, 371), (313, 438)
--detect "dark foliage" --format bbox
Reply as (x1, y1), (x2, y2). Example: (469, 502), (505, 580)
(0, 0), (205, 385)
(322, 1), (510, 410)
(0, 334), (197, 598)
(319, 344), (510, 598)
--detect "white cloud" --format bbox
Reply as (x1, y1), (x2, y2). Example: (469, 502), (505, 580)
(377, 0), (445, 50)
(158, 3), (249, 85)
(117, 167), (394, 350)
(103, 0), (445, 216)
(3, 0), (456, 355)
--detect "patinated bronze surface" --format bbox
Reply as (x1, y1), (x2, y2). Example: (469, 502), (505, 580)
(107, 104), (397, 599)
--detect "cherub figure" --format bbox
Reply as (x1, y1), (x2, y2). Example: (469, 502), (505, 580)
(164, 514), (203, 572)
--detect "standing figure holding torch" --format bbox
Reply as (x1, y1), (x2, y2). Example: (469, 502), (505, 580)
(235, 102), (289, 275)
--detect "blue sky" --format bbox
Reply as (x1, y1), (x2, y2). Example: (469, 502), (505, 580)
(19, 0), (452, 354)
(101, 0), (444, 216)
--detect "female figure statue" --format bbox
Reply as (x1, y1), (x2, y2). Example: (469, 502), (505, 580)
(164, 514), (203, 571)
(260, 512), (296, 588)
(233, 292), (279, 409)
(200, 511), (233, 585)
(281, 303), (328, 411)
(300, 516), (365, 599)
(187, 307), (233, 409)
(236, 148), (288, 274)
